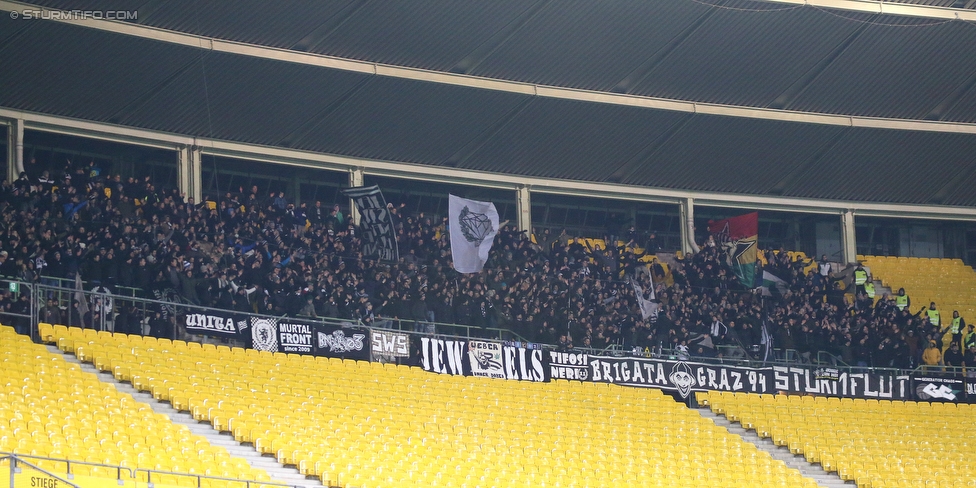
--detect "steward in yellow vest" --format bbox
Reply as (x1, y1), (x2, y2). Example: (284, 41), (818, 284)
(926, 302), (941, 327)
(863, 281), (875, 299)
(853, 264), (868, 296)
(944, 311), (966, 345)
(964, 325), (976, 349)
(894, 288), (910, 311)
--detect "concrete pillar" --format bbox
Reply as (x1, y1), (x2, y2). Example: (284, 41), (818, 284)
(679, 198), (698, 255)
(348, 167), (364, 225)
(177, 145), (203, 204)
(7, 118), (24, 182)
(841, 210), (857, 264)
(516, 185), (531, 238)
(190, 146), (202, 204)
(291, 172), (302, 206)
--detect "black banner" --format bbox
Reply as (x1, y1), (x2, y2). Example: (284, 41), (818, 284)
(342, 185), (399, 261)
(548, 351), (590, 381)
(913, 375), (966, 402)
(173, 309), (976, 404)
(773, 366), (912, 400)
(420, 337), (468, 376)
(314, 323), (370, 360)
(966, 379), (976, 403)
(277, 320), (314, 354)
(371, 330), (410, 358)
(249, 317), (279, 352)
(500, 343), (549, 382)
(585, 356), (773, 399)
(182, 312), (246, 338)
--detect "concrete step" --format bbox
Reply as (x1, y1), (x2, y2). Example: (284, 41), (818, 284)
(698, 408), (854, 488)
(51, 346), (328, 488)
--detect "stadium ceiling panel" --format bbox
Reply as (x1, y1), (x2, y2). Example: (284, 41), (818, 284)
(287, 77), (531, 164)
(0, 16), (199, 121)
(619, 115), (848, 194)
(119, 53), (368, 146)
(945, 86), (976, 123)
(453, 98), (690, 181)
(16, 0), (976, 121)
(778, 129), (976, 205)
(625, 5), (868, 106)
(784, 17), (976, 120)
(462, 0), (713, 91)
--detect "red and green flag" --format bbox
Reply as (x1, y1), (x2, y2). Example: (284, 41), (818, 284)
(708, 212), (758, 287)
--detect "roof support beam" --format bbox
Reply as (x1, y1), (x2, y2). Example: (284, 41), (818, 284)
(841, 210), (857, 264)
(348, 167), (364, 225)
(516, 185), (531, 236)
(177, 144), (202, 204)
(3, 108), (976, 222)
(4, 0), (976, 135)
(6, 117), (23, 182)
(679, 198), (697, 255)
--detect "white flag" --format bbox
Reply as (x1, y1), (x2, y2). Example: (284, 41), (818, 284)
(74, 273), (89, 318)
(631, 278), (659, 320)
(449, 194), (499, 273)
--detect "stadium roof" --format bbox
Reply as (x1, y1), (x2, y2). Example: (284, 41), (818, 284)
(2, 0), (976, 212)
(15, 0), (976, 121)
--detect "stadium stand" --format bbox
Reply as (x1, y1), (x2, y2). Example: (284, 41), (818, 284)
(45, 326), (821, 488)
(860, 255), (976, 328)
(0, 324), (274, 488)
(2, 155), (972, 369)
(704, 390), (976, 488)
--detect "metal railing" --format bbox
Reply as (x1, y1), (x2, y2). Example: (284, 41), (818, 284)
(0, 452), (133, 480)
(1, 454), (80, 488)
(0, 452), (304, 488)
(6, 278), (975, 380)
(35, 275), (143, 298)
(373, 317), (528, 342)
(138, 468), (296, 488)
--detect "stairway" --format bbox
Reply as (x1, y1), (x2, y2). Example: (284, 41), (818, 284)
(873, 279), (893, 299)
(50, 345), (328, 488)
(697, 408), (853, 488)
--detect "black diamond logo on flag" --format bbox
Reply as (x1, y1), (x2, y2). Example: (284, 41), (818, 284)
(459, 206), (492, 245)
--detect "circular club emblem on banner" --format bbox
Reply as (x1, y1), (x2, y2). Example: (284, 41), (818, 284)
(252, 318), (277, 352)
(669, 362), (696, 399)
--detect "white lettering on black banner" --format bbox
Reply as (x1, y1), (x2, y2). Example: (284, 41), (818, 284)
(502, 346), (548, 382)
(549, 351), (589, 381)
(587, 356), (770, 399)
(774, 366), (911, 400)
(371, 331), (410, 358)
(278, 322), (313, 353)
(184, 313), (240, 336)
(318, 330), (366, 353)
(421, 337), (466, 375)
(342, 185), (399, 261)
(913, 376), (964, 402)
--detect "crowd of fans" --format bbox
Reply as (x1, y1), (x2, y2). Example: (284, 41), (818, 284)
(0, 159), (972, 370)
